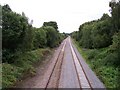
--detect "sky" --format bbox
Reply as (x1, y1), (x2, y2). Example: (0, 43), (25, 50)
(1, 0), (111, 33)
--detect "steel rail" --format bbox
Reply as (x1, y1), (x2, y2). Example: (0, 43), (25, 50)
(69, 37), (93, 90)
(69, 40), (82, 89)
(71, 42), (93, 89)
(45, 39), (66, 89)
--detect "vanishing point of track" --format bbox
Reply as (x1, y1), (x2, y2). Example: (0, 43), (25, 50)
(45, 37), (93, 89)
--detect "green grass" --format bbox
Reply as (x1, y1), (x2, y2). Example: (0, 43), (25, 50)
(2, 48), (52, 88)
(72, 39), (119, 88)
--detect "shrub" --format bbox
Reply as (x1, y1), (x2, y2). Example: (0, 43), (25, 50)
(44, 26), (59, 48)
(2, 48), (51, 88)
(33, 28), (47, 49)
(87, 49), (99, 59)
(98, 66), (119, 88)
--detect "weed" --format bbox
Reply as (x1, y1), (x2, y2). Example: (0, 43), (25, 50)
(2, 48), (51, 88)
(73, 39), (119, 88)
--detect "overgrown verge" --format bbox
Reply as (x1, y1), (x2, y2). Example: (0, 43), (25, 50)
(2, 48), (51, 88)
(71, 1), (120, 88)
(73, 39), (119, 88)
(2, 4), (65, 89)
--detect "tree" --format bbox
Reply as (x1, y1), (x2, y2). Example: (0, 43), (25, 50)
(2, 4), (33, 63)
(44, 26), (59, 47)
(100, 13), (110, 20)
(80, 24), (93, 48)
(109, 0), (120, 31)
(43, 21), (58, 32)
(33, 27), (47, 49)
(72, 13), (113, 49)
(43, 21), (63, 47)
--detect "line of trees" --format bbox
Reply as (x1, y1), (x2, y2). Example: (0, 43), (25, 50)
(71, 1), (120, 87)
(73, 14), (113, 48)
(2, 4), (65, 63)
(71, 0), (120, 66)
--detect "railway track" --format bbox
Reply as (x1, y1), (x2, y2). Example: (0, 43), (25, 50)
(69, 37), (92, 89)
(45, 39), (67, 89)
(45, 37), (93, 89)
(15, 37), (105, 89)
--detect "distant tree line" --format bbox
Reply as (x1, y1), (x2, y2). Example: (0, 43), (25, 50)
(2, 4), (65, 63)
(71, 0), (120, 67)
(73, 13), (113, 48)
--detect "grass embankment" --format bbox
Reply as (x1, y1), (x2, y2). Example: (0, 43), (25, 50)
(2, 48), (52, 88)
(73, 40), (119, 88)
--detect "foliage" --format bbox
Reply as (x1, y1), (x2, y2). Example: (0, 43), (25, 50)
(110, 31), (120, 52)
(0, 5), (2, 27)
(2, 4), (65, 88)
(98, 66), (119, 88)
(43, 21), (58, 31)
(71, 1), (120, 88)
(73, 39), (119, 88)
(109, 31), (120, 67)
(33, 27), (47, 49)
(43, 21), (64, 47)
(2, 63), (21, 88)
(2, 48), (51, 88)
(2, 4), (64, 63)
(72, 16), (113, 49)
(71, 0), (120, 48)
(109, 0), (120, 32)
(2, 5), (32, 51)
(44, 26), (59, 47)
(80, 24), (93, 48)
(2, 4), (34, 63)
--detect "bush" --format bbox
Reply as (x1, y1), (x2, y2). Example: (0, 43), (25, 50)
(92, 34), (111, 48)
(86, 49), (99, 59)
(44, 26), (60, 48)
(103, 52), (119, 67)
(109, 32), (120, 67)
(2, 5), (34, 63)
(98, 66), (119, 88)
(2, 48), (51, 88)
(74, 41), (119, 88)
(33, 28), (47, 49)
(74, 14), (112, 49)
(80, 25), (93, 48)
(2, 63), (22, 88)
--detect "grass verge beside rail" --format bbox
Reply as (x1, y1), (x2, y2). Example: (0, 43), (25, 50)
(2, 48), (52, 88)
(72, 39), (119, 88)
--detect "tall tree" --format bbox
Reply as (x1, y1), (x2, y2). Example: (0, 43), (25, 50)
(43, 21), (58, 32)
(2, 4), (33, 63)
(109, 0), (120, 31)
(44, 26), (59, 47)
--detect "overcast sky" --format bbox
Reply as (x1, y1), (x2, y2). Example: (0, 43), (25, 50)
(1, 0), (111, 33)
